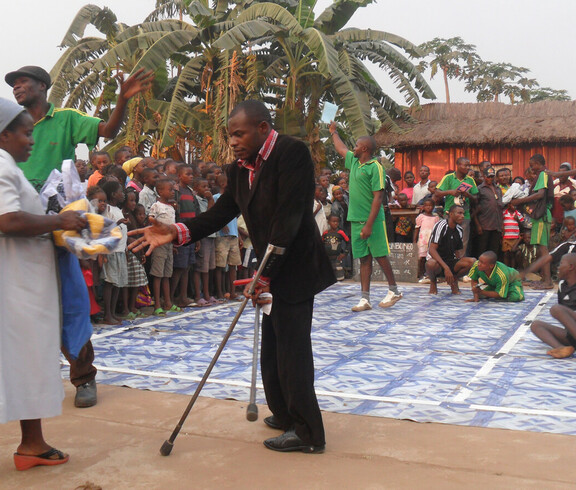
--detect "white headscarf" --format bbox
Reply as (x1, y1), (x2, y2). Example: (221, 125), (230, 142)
(0, 97), (25, 133)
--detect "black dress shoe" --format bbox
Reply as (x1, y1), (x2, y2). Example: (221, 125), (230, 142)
(263, 429), (325, 453)
(264, 415), (283, 430)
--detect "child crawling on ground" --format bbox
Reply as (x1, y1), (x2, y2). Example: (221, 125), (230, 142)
(531, 253), (576, 358)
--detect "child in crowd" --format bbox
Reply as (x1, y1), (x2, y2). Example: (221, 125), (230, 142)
(337, 177), (349, 203)
(87, 185), (107, 214)
(172, 165), (199, 307)
(139, 168), (159, 214)
(102, 164), (128, 187)
(400, 171), (415, 202)
(124, 157), (145, 193)
(121, 188), (149, 319)
(101, 180), (129, 324)
(320, 187), (332, 219)
(514, 229), (538, 271)
(560, 194), (576, 222)
(193, 177), (219, 306)
(87, 151), (111, 188)
(416, 180), (437, 205)
(164, 160), (179, 183)
(75, 159), (88, 192)
(214, 174), (242, 300)
(318, 174), (332, 201)
(393, 192), (414, 242)
(331, 185), (349, 233)
(414, 198), (439, 279)
(322, 215), (350, 281)
(148, 179), (180, 315)
(313, 184), (329, 234)
(114, 146), (133, 167)
(562, 216), (576, 242)
(502, 203), (525, 267)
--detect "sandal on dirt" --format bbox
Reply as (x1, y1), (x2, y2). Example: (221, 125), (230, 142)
(167, 305), (181, 312)
(14, 448), (69, 471)
(154, 307), (166, 316)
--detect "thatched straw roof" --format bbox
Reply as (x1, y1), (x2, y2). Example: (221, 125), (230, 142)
(376, 101), (576, 149)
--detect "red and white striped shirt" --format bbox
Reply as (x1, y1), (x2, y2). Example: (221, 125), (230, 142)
(503, 209), (524, 239)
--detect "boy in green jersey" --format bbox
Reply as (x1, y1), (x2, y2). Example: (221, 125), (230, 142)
(329, 121), (402, 312)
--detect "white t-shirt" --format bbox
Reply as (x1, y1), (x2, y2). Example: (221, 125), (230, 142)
(104, 204), (128, 252)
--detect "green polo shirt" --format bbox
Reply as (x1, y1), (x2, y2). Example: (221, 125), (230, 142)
(345, 151), (385, 222)
(437, 172), (478, 219)
(468, 260), (524, 302)
(19, 103), (101, 191)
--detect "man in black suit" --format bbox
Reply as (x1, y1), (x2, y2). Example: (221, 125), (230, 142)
(130, 100), (335, 453)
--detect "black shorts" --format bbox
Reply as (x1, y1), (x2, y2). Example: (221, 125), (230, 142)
(566, 331), (576, 348)
(435, 256), (458, 276)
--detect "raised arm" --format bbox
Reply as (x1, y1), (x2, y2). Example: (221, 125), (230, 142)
(329, 121), (349, 158)
(98, 68), (155, 139)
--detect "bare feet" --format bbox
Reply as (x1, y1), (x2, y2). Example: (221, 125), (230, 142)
(101, 316), (122, 325)
(428, 284), (438, 295)
(547, 346), (575, 359)
(450, 285), (461, 295)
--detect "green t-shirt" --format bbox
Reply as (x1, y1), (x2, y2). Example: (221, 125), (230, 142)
(345, 151), (385, 222)
(19, 103), (101, 191)
(437, 172), (479, 219)
(530, 170), (552, 223)
(468, 260), (522, 299)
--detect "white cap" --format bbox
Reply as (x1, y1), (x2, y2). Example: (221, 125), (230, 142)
(0, 97), (25, 134)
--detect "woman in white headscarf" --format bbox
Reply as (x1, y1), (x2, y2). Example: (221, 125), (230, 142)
(0, 98), (85, 470)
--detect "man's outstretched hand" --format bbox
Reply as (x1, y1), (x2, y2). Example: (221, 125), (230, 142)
(127, 217), (177, 255)
(117, 67), (155, 101)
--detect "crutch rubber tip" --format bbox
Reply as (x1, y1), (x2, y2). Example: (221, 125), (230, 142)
(159, 440), (174, 456)
(246, 404), (258, 421)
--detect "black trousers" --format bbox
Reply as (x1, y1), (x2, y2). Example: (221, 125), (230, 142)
(261, 295), (325, 446)
(474, 229), (502, 258)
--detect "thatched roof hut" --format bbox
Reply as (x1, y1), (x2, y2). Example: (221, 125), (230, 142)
(377, 101), (576, 182)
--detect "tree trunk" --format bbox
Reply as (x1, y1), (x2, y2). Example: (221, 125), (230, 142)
(443, 68), (450, 103)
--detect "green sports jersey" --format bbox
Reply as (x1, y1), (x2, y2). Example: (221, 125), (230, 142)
(345, 151), (385, 222)
(19, 103), (101, 191)
(437, 172), (478, 219)
(468, 260), (524, 301)
(531, 170), (552, 221)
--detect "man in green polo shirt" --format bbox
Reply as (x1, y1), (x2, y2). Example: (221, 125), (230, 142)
(5, 65), (153, 408)
(467, 251), (525, 302)
(329, 121), (402, 312)
(5, 65), (154, 191)
(436, 157), (478, 255)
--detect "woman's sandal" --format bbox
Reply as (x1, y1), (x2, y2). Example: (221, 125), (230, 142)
(167, 305), (181, 312)
(14, 448), (69, 471)
(154, 307), (166, 316)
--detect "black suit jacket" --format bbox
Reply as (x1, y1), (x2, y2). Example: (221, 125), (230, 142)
(183, 134), (336, 304)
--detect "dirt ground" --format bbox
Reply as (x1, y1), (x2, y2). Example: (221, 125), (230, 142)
(1, 383), (575, 489)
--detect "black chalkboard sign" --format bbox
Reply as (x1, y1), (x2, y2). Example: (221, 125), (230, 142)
(353, 242), (419, 283)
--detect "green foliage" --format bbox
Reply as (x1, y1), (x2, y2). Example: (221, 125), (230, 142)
(419, 36), (571, 105)
(51, 1), (434, 165)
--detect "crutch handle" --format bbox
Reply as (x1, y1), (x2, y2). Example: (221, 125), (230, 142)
(233, 278), (252, 286)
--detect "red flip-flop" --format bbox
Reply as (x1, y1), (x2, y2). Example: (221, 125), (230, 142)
(13, 448), (69, 471)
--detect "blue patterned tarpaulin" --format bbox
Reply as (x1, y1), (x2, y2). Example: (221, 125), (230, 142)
(63, 283), (576, 435)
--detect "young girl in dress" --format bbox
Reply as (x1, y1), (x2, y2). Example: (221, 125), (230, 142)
(414, 198), (440, 279)
(101, 180), (129, 324)
(121, 188), (149, 319)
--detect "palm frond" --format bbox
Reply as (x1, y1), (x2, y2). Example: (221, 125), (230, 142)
(60, 5), (119, 47)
